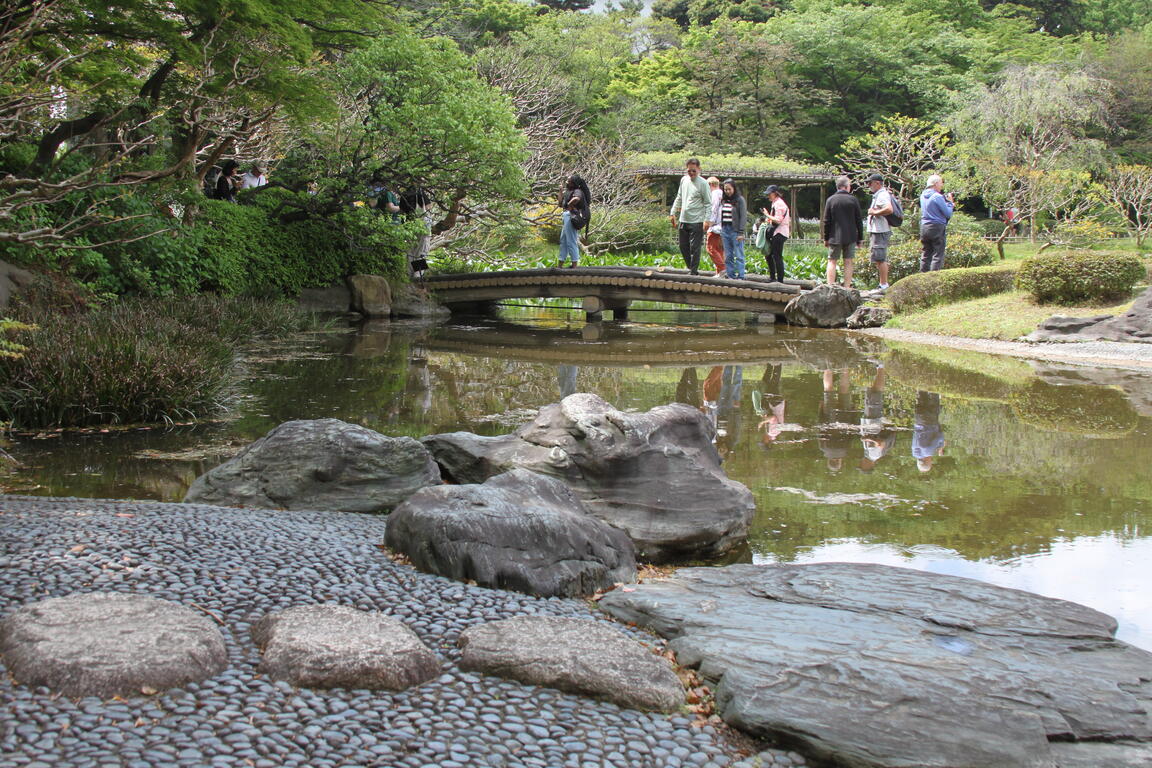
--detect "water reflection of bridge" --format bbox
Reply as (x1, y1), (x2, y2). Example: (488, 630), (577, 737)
(424, 266), (818, 322)
(423, 322), (884, 368)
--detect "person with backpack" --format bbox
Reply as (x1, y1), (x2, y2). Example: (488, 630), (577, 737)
(865, 173), (900, 291)
(558, 174), (590, 269)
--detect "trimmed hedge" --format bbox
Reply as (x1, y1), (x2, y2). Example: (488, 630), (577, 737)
(1014, 250), (1145, 304)
(855, 232), (995, 286)
(887, 264), (1018, 313)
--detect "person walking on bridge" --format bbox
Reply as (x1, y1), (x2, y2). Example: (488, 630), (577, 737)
(669, 158), (712, 275)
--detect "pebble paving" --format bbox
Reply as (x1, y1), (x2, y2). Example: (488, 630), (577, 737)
(0, 496), (805, 768)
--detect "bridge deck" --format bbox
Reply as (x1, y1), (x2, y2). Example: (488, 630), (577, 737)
(424, 266), (816, 318)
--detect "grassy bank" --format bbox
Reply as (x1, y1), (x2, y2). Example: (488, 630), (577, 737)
(0, 294), (316, 429)
(885, 290), (1137, 340)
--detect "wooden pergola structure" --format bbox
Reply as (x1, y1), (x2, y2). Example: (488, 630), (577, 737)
(632, 166), (834, 238)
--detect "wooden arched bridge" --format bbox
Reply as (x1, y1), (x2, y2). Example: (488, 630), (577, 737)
(423, 266), (817, 321)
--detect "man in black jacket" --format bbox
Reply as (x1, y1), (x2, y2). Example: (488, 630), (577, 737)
(822, 175), (864, 287)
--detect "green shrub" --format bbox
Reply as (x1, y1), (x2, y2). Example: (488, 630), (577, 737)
(2, 189), (416, 298)
(855, 233), (995, 287)
(887, 264), (1018, 313)
(1014, 250), (1145, 304)
(0, 296), (314, 429)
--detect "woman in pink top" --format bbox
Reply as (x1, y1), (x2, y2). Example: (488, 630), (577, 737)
(761, 185), (791, 283)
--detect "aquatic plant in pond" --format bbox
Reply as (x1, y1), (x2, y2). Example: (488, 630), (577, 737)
(0, 297), (315, 429)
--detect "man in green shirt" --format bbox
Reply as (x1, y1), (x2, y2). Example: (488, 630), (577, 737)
(668, 158), (713, 275)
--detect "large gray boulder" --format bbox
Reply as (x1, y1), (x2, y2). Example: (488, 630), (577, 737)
(599, 563), (1152, 768)
(385, 469), (635, 597)
(0, 593), (227, 698)
(784, 283), (862, 328)
(422, 394), (755, 563)
(251, 605), (439, 690)
(184, 418), (440, 513)
(458, 616), (683, 712)
(347, 274), (392, 318)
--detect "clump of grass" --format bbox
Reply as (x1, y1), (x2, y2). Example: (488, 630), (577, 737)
(0, 296), (314, 429)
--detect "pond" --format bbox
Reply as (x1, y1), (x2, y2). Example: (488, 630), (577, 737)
(4, 309), (1151, 651)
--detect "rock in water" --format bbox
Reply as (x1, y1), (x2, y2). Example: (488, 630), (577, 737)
(599, 562), (1152, 768)
(422, 394), (754, 563)
(458, 616), (683, 712)
(0, 593), (227, 698)
(384, 468), (636, 597)
(184, 418), (441, 513)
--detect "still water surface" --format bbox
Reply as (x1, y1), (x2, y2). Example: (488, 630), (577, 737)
(5, 310), (1151, 649)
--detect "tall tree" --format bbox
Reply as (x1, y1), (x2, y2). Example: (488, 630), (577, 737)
(838, 115), (951, 208)
(948, 62), (1114, 246)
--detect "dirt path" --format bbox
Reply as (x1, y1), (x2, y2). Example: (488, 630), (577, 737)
(856, 327), (1152, 371)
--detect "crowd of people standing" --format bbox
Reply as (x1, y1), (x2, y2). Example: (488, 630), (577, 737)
(560, 157), (956, 291)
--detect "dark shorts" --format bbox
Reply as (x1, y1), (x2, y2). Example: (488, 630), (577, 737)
(827, 242), (855, 262)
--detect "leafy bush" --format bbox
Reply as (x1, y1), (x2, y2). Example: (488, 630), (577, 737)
(0, 296), (314, 429)
(1014, 250), (1145, 304)
(2, 190), (417, 298)
(887, 264), (1018, 313)
(777, 242), (826, 281)
(855, 233), (995, 287)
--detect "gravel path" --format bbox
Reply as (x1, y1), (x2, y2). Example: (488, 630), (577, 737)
(0, 496), (802, 768)
(857, 327), (1152, 370)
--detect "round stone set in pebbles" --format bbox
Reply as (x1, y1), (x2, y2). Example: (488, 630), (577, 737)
(0, 496), (802, 768)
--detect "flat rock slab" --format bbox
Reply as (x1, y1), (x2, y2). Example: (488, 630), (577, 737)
(599, 563), (1152, 768)
(458, 616), (683, 712)
(251, 605), (439, 690)
(0, 592), (227, 698)
(184, 418), (441, 513)
(385, 468), (636, 597)
(1025, 287), (1152, 343)
(423, 394), (754, 563)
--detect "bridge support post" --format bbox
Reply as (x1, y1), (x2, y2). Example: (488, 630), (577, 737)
(604, 299), (631, 321)
(582, 296), (605, 322)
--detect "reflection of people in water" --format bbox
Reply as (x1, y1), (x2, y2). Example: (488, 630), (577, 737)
(716, 365), (743, 456)
(913, 390), (946, 473)
(557, 364), (578, 399)
(818, 369), (859, 473)
(701, 366), (722, 437)
(676, 367), (700, 408)
(756, 364), (786, 447)
(700, 365), (743, 455)
(859, 363), (895, 472)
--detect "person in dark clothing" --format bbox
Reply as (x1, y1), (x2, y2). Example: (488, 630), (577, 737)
(215, 160), (241, 203)
(822, 175), (864, 287)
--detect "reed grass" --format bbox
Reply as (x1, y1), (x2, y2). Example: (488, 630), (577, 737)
(0, 296), (313, 429)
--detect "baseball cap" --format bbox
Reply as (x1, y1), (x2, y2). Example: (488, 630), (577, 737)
(866, 173), (884, 183)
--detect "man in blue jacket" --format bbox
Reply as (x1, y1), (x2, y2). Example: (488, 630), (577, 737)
(919, 174), (954, 272)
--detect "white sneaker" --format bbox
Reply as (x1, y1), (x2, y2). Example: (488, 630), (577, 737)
(878, 283), (889, 291)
